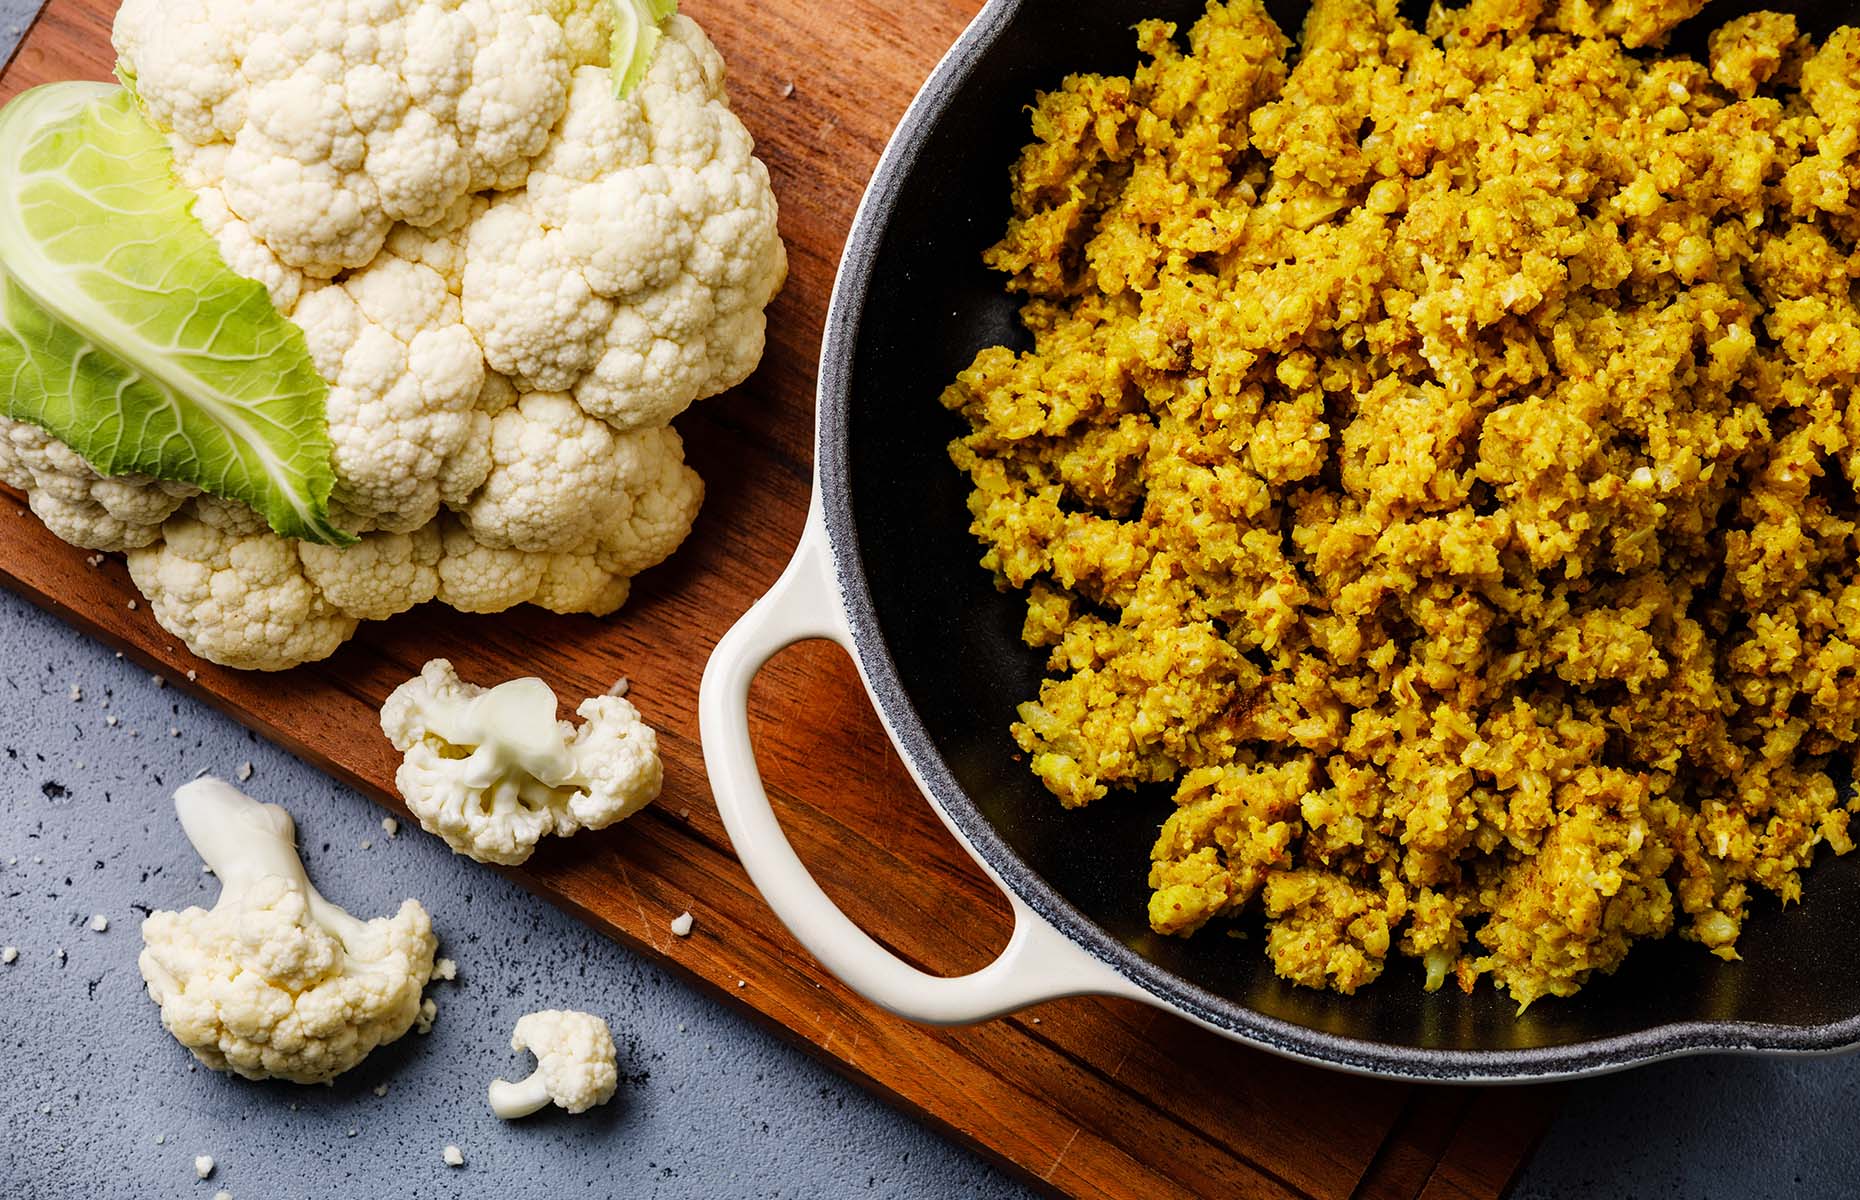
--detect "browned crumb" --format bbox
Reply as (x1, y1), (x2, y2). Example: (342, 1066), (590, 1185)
(942, 0), (1860, 1008)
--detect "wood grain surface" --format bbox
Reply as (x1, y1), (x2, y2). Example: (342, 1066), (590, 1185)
(0, 3), (1558, 1197)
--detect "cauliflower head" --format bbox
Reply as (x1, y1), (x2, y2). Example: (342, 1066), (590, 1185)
(380, 658), (662, 864)
(112, 0), (614, 277)
(0, 5), (779, 671)
(138, 777), (441, 1084)
(487, 1009), (618, 1118)
(461, 17), (787, 430)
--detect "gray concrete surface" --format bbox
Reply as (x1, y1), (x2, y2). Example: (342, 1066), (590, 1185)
(2, 4), (1859, 1196)
(0, 589), (1031, 1199)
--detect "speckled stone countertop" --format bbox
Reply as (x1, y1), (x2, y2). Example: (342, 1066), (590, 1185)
(1, 5), (1859, 1196)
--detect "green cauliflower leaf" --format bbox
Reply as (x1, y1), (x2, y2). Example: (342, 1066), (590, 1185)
(610, 0), (679, 100)
(0, 83), (351, 546)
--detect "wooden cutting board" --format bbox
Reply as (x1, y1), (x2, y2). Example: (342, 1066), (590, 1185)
(0, 3), (1562, 1197)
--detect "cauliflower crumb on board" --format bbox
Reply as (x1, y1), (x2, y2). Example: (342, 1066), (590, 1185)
(138, 778), (442, 1083)
(944, 0), (1860, 1009)
(487, 1009), (618, 1119)
(416, 997), (439, 1035)
(2, 946), (16, 964)
(0, 5), (786, 674)
(442, 1145), (465, 1168)
(670, 911), (694, 937)
(193, 1155), (213, 1180)
(215, 1192), (232, 1200)
(233, 762), (252, 782)
(380, 659), (663, 865)
(434, 958), (459, 982)
(381, 817), (399, 838)
(87, 913), (106, 932)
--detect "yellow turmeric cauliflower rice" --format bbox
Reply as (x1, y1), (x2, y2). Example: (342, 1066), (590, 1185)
(941, 0), (1860, 1007)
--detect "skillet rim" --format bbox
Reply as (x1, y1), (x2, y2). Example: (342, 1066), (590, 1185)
(811, 0), (1860, 1082)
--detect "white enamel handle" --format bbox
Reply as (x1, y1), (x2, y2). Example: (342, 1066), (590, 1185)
(699, 499), (1139, 1023)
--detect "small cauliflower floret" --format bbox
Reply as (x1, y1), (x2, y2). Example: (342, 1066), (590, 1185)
(292, 255), (487, 532)
(112, 0), (611, 276)
(138, 777), (440, 1084)
(487, 1009), (618, 1118)
(380, 658), (662, 865)
(529, 423), (704, 612)
(126, 498), (358, 670)
(0, 416), (196, 551)
(442, 417), (703, 616)
(433, 516), (549, 613)
(298, 524), (442, 621)
(595, 423), (706, 577)
(458, 390), (623, 552)
(453, 389), (702, 565)
(462, 18), (787, 431)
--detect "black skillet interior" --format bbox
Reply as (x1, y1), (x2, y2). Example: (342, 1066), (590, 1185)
(832, 0), (1860, 1072)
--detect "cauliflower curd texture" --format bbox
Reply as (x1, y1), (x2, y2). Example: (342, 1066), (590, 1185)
(0, 3), (784, 670)
(945, 0), (1860, 1007)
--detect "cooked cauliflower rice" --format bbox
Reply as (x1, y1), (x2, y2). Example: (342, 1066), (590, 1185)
(942, 0), (1860, 1007)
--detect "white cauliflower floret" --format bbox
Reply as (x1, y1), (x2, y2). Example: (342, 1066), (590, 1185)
(588, 422), (704, 577)
(458, 390), (623, 552)
(462, 17), (786, 431)
(0, 416), (196, 551)
(433, 516), (548, 613)
(291, 254), (486, 532)
(444, 409), (703, 615)
(138, 777), (440, 1084)
(381, 658), (662, 865)
(126, 497), (359, 671)
(299, 524), (442, 621)
(113, 0), (612, 276)
(527, 423), (703, 613)
(487, 1009), (618, 1118)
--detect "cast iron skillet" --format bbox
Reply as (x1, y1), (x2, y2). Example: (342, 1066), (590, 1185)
(702, 0), (1860, 1081)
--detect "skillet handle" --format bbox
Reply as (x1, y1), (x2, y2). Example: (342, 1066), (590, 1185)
(699, 500), (1140, 1023)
